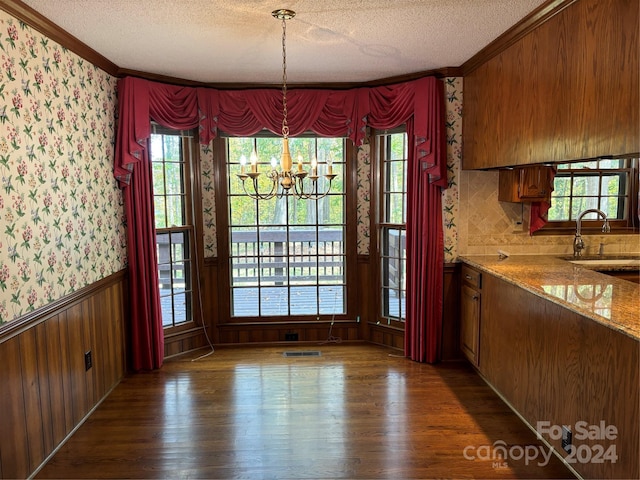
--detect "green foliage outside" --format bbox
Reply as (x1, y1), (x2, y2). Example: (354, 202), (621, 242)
(151, 133), (186, 229)
(227, 136), (345, 228)
(548, 159), (627, 221)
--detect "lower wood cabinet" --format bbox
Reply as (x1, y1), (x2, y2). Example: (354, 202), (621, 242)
(474, 268), (638, 480)
(460, 265), (481, 366)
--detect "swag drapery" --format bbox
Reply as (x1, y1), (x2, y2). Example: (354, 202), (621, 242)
(114, 75), (447, 371)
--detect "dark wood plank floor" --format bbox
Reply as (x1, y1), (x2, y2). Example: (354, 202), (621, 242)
(36, 344), (574, 479)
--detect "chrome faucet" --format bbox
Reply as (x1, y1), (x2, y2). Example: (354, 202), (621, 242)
(573, 208), (611, 257)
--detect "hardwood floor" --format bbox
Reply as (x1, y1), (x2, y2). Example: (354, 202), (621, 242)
(36, 344), (573, 479)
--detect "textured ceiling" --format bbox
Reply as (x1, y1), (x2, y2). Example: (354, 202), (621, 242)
(21, 0), (548, 84)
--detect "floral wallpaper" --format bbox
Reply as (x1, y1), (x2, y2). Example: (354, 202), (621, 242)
(0, 11), (125, 326)
(356, 142), (371, 255)
(201, 142), (217, 257)
(442, 77), (462, 263)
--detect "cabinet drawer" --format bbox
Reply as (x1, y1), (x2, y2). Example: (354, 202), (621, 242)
(462, 265), (482, 289)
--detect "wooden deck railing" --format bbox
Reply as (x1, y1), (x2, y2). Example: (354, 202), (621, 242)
(230, 229), (344, 284)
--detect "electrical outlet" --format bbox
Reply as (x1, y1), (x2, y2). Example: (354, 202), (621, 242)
(84, 350), (92, 371)
(561, 426), (572, 453)
(285, 332), (298, 341)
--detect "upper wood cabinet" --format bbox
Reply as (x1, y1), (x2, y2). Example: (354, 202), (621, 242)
(498, 165), (554, 202)
(463, 0), (639, 170)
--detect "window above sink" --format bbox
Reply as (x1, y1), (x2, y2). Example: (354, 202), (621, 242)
(540, 157), (639, 234)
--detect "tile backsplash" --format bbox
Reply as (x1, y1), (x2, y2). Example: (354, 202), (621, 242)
(458, 170), (640, 257)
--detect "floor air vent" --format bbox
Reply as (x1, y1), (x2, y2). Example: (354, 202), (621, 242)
(283, 351), (322, 357)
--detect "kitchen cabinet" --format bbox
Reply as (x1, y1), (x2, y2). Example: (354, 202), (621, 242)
(464, 261), (639, 480)
(498, 165), (554, 202)
(463, 0), (639, 169)
(460, 265), (481, 366)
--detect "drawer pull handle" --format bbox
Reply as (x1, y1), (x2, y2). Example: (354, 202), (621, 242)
(472, 294), (479, 300)
(465, 274), (473, 280)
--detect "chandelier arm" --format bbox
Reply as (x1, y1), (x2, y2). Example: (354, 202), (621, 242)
(292, 176), (333, 200)
(240, 177), (277, 201)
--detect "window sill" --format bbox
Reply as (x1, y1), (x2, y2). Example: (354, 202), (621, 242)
(533, 227), (639, 236)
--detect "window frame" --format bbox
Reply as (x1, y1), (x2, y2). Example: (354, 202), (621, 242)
(373, 127), (408, 330)
(214, 131), (358, 324)
(538, 156), (639, 234)
(150, 124), (203, 334)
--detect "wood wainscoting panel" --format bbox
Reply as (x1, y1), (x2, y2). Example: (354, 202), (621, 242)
(0, 270), (127, 479)
(0, 336), (29, 479)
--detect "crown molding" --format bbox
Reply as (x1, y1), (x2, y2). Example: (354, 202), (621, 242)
(462, 0), (578, 75)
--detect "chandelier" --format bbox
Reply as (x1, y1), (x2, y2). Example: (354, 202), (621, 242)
(236, 9), (337, 200)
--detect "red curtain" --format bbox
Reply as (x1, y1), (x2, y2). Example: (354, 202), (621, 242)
(114, 80), (203, 371)
(114, 75), (447, 368)
(366, 78), (446, 362)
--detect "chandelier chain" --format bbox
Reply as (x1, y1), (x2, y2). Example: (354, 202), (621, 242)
(234, 9), (336, 201)
(281, 16), (289, 139)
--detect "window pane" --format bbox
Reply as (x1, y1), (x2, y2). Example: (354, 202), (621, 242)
(288, 196), (309, 225)
(173, 292), (189, 324)
(379, 130), (408, 324)
(319, 196), (343, 225)
(154, 196), (167, 228)
(260, 255), (286, 285)
(166, 195), (184, 226)
(232, 287), (258, 316)
(291, 286), (317, 315)
(388, 161), (405, 192)
(390, 134), (406, 160)
(261, 197), (286, 226)
(160, 300), (173, 327)
(548, 158), (635, 226)
(319, 285), (344, 314)
(163, 135), (181, 161)
(601, 174), (622, 195)
(231, 256), (258, 286)
(290, 255), (317, 284)
(319, 255), (344, 285)
(260, 287), (288, 315)
(228, 135), (346, 318)
(548, 196), (570, 221)
(387, 193), (404, 224)
(230, 196), (258, 226)
(150, 126), (197, 329)
(164, 162), (183, 195)
(152, 162), (166, 195)
(601, 197), (621, 219)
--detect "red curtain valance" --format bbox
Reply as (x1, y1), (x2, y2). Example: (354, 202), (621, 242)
(114, 75), (447, 188)
(112, 74), (448, 369)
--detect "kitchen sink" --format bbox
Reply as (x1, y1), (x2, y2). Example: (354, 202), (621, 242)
(569, 258), (640, 266)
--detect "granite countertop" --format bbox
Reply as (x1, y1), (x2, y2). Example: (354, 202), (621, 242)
(459, 254), (640, 341)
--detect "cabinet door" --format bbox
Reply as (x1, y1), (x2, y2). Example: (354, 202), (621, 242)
(519, 166), (550, 199)
(460, 284), (481, 366)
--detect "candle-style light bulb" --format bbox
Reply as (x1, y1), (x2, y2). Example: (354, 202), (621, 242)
(297, 154), (303, 172)
(327, 155), (333, 175)
(270, 157), (277, 170)
(311, 156), (318, 176)
(250, 149), (258, 173)
(240, 155), (247, 174)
